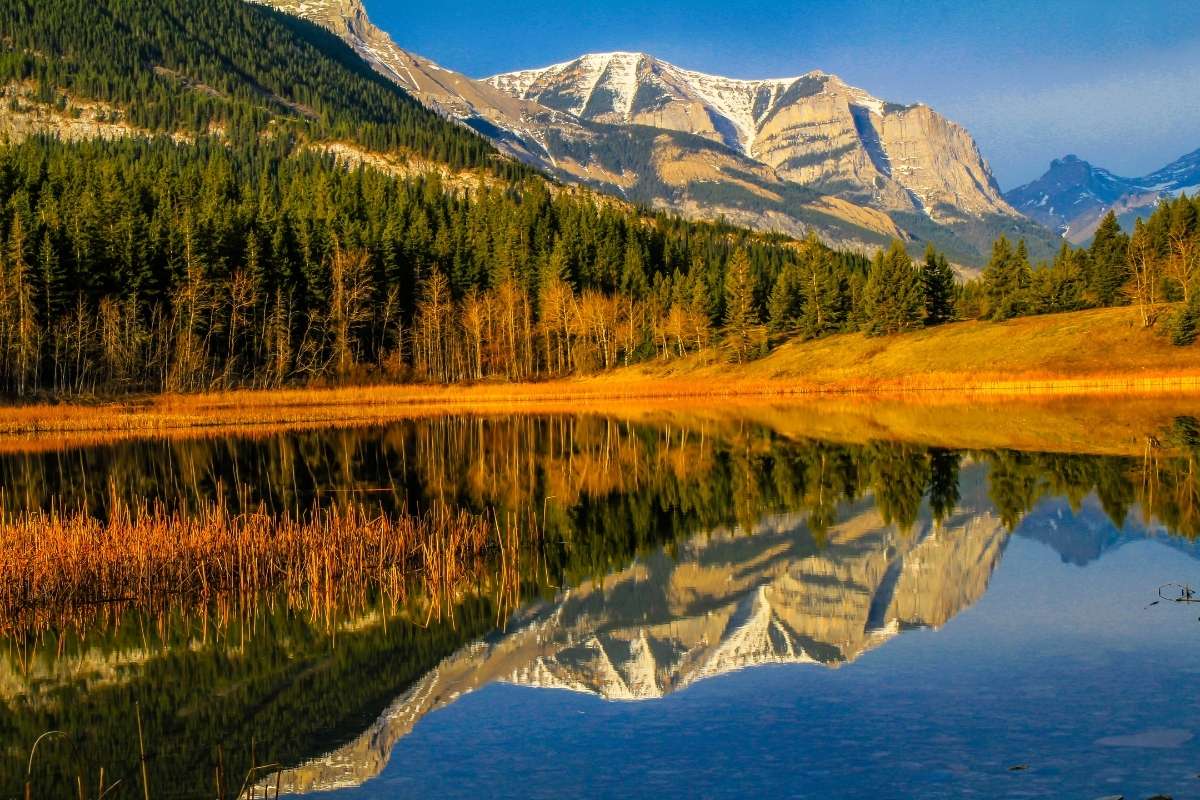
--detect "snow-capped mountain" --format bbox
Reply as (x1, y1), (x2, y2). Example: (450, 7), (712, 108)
(1005, 148), (1200, 243)
(249, 0), (581, 167)
(488, 53), (1016, 223)
(251, 0), (1058, 264)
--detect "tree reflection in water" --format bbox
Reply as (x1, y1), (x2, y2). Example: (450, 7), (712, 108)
(1, 413), (1198, 797)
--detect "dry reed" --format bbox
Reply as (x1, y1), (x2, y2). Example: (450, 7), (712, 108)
(0, 498), (524, 637)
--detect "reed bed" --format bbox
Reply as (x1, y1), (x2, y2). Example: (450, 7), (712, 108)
(0, 499), (525, 637)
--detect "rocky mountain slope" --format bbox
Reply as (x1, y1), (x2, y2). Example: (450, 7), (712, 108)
(251, 0), (1058, 265)
(489, 53), (1010, 222)
(1006, 148), (1200, 243)
(249, 0), (903, 253)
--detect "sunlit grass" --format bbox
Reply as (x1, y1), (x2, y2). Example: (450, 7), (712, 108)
(0, 307), (1196, 455)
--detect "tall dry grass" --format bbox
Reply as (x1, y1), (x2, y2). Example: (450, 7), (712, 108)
(0, 498), (526, 637)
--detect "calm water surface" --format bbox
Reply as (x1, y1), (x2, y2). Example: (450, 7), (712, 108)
(3, 413), (1200, 799)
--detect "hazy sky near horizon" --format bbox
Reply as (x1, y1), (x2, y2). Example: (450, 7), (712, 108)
(365, 0), (1200, 188)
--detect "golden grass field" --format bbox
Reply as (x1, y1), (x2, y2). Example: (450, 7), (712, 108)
(648, 305), (1200, 391)
(0, 306), (1197, 456)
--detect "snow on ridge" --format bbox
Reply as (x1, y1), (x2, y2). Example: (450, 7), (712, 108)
(592, 52), (643, 118)
(487, 53), (901, 156)
(662, 63), (806, 153)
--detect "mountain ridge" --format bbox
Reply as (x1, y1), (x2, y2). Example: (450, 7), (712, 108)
(484, 51), (1014, 224)
(1006, 148), (1200, 243)
(251, 0), (1060, 265)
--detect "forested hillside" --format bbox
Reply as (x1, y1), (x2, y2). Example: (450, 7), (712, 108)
(959, 199), (1200, 344)
(0, 0), (823, 394)
(0, 0), (1195, 399)
(0, 0), (517, 171)
(0, 136), (846, 394)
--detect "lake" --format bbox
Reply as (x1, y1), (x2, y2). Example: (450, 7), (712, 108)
(3, 410), (1200, 799)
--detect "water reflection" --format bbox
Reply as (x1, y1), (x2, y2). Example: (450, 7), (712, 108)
(280, 480), (1011, 794)
(0, 412), (1198, 798)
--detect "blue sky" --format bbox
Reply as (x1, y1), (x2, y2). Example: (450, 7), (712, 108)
(364, 0), (1200, 189)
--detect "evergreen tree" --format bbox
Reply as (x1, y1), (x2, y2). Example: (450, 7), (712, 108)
(1047, 243), (1086, 312)
(800, 255), (851, 339)
(767, 262), (803, 332)
(920, 244), (956, 325)
(982, 236), (1032, 320)
(1088, 211), (1130, 306)
(1166, 289), (1200, 347)
(863, 240), (923, 336)
(723, 249), (761, 362)
(620, 237), (649, 299)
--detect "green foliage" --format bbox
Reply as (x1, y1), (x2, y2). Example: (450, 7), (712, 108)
(1167, 294), (1200, 346)
(765, 234), (853, 337)
(920, 244), (956, 325)
(0, 136), (840, 394)
(1087, 211), (1130, 306)
(981, 235), (1033, 320)
(801, 242), (856, 338)
(1, 0), (1192, 390)
(863, 240), (923, 336)
(1030, 242), (1087, 314)
(767, 260), (804, 332)
(0, 0), (521, 174)
(723, 248), (763, 361)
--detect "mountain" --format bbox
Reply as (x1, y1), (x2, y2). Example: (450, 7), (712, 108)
(9, 0), (915, 400)
(249, 0), (581, 166)
(1006, 148), (1200, 243)
(251, 0), (1058, 265)
(488, 54), (1009, 221)
(249, 0), (904, 253)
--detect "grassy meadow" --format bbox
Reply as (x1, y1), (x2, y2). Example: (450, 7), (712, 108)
(0, 306), (1194, 455)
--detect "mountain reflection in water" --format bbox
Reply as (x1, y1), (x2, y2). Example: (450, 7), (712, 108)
(1, 412), (1199, 799)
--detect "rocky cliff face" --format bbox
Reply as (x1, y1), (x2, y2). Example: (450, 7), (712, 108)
(249, 0), (1057, 264)
(271, 497), (1008, 794)
(1006, 148), (1200, 243)
(490, 54), (1014, 224)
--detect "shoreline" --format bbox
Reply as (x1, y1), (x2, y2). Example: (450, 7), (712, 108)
(2, 304), (1200, 451)
(0, 371), (1197, 430)
(0, 375), (1196, 458)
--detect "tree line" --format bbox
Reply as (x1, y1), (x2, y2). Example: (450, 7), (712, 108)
(4, 134), (1198, 397)
(2, 0), (1196, 398)
(958, 199), (1200, 342)
(0, 136), (825, 394)
(0, 0), (524, 175)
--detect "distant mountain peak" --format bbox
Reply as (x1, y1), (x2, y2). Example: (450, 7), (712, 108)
(1007, 147), (1200, 243)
